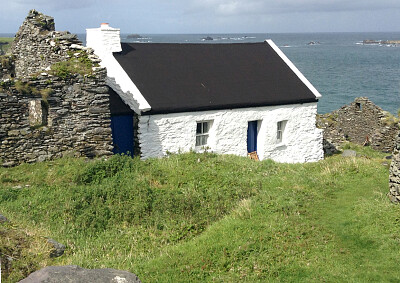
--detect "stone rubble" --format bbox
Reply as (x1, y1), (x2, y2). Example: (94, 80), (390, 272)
(389, 129), (400, 203)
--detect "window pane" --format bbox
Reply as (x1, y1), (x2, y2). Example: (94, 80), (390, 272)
(203, 122), (208, 133)
(202, 135), (208, 145)
(196, 136), (201, 146)
(196, 123), (202, 134)
(277, 121), (282, 131)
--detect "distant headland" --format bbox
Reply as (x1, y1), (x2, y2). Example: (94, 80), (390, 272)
(363, 39), (400, 45)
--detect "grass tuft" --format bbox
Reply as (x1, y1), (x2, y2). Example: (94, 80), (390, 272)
(50, 50), (96, 79)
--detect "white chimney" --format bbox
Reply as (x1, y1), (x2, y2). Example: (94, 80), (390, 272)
(86, 23), (122, 56)
(86, 23), (152, 113)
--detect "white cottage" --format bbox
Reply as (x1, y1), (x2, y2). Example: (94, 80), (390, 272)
(87, 24), (324, 163)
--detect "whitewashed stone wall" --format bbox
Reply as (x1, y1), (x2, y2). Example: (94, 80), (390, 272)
(138, 102), (323, 163)
(86, 23), (149, 113)
(86, 23), (122, 55)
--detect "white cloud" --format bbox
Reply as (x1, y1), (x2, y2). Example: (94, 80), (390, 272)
(1, 0), (400, 33)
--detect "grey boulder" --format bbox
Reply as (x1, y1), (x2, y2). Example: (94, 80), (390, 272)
(46, 238), (65, 258)
(342, 150), (357, 157)
(19, 265), (141, 283)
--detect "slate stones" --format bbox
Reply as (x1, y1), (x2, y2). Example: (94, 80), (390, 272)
(389, 129), (400, 203)
(317, 97), (399, 155)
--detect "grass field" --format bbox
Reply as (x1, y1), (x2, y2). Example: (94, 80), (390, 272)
(0, 144), (399, 282)
(0, 37), (14, 54)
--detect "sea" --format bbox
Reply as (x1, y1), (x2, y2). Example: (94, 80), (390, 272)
(2, 32), (399, 115)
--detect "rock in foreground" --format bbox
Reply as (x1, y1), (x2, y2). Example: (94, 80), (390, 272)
(19, 265), (141, 283)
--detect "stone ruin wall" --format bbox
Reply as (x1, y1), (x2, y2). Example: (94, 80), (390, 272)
(317, 97), (399, 154)
(389, 129), (400, 202)
(11, 10), (82, 78)
(0, 10), (113, 166)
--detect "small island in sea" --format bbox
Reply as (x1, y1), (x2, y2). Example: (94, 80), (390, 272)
(363, 39), (400, 46)
(201, 36), (214, 41)
(127, 34), (144, 39)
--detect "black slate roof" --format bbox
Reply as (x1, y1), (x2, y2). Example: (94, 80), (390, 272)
(113, 42), (318, 115)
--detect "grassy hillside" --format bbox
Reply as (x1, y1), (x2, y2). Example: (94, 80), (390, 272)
(1, 144), (399, 282)
(0, 37), (13, 54)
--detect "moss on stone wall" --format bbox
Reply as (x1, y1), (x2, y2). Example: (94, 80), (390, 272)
(50, 50), (98, 79)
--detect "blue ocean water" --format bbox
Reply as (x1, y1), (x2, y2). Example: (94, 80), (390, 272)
(2, 32), (399, 115)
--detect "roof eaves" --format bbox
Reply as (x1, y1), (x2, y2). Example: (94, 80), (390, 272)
(141, 97), (318, 116)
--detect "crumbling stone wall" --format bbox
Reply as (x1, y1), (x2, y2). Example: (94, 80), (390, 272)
(11, 9), (83, 78)
(317, 97), (399, 154)
(0, 10), (113, 166)
(0, 72), (113, 166)
(389, 129), (400, 202)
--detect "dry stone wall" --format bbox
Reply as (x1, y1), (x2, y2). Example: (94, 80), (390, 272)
(0, 10), (113, 166)
(389, 129), (400, 202)
(11, 9), (83, 78)
(317, 97), (399, 154)
(0, 70), (113, 167)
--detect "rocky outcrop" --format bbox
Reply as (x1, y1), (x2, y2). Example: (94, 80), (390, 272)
(363, 39), (400, 45)
(0, 10), (113, 166)
(19, 265), (142, 283)
(317, 97), (399, 154)
(389, 129), (400, 203)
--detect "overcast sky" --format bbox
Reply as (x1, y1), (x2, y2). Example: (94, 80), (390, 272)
(1, 0), (400, 34)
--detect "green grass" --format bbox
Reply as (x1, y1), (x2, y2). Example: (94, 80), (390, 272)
(0, 146), (399, 282)
(0, 37), (13, 54)
(50, 50), (97, 79)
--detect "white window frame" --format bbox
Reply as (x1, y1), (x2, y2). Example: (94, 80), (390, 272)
(277, 120), (287, 143)
(196, 121), (211, 147)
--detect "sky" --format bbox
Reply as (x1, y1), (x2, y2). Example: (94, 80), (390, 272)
(1, 0), (400, 34)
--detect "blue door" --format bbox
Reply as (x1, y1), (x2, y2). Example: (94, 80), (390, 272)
(110, 115), (134, 156)
(247, 121), (258, 153)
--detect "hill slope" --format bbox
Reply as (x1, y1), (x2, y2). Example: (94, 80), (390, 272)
(1, 145), (399, 282)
